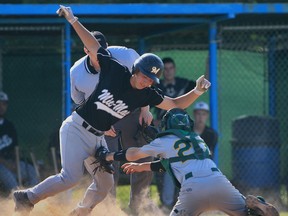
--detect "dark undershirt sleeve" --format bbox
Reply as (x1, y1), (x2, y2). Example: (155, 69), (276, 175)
(146, 88), (164, 107)
(97, 47), (111, 73)
(185, 80), (196, 93)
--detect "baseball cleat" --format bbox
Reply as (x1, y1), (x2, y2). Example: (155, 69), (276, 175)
(13, 190), (34, 214)
(246, 195), (279, 216)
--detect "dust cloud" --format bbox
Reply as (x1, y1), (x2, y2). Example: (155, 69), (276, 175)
(0, 177), (166, 216)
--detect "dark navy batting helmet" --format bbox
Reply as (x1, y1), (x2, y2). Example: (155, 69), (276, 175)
(132, 53), (164, 84)
(161, 108), (194, 132)
(91, 31), (107, 49)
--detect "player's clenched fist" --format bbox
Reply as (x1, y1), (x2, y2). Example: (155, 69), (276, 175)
(194, 75), (211, 95)
(56, 5), (78, 24)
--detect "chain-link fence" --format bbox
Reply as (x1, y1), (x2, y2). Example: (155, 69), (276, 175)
(0, 26), (63, 175)
(1, 20), (288, 210)
(145, 24), (288, 208)
(218, 24), (288, 206)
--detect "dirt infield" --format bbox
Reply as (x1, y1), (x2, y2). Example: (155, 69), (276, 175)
(0, 176), (165, 216)
(1, 193), (129, 216)
(0, 194), (229, 216)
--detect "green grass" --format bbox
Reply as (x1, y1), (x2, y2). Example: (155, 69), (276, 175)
(116, 184), (130, 209)
(116, 184), (160, 210)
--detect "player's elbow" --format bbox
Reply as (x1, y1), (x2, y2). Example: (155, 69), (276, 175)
(126, 153), (141, 162)
(72, 97), (83, 105)
(157, 97), (176, 111)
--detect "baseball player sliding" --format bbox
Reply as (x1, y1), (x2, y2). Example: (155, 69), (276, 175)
(12, 5), (210, 216)
(70, 30), (155, 214)
(96, 108), (280, 216)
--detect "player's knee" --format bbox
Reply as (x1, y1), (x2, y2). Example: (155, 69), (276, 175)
(103, 176), (114, 193)
(59, 171), (81, 187)
(107, 174), (114, 189)
(98, 174), (114, 195)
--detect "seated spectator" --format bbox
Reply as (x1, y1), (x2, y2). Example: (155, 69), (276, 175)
(0, 91), (39, 196)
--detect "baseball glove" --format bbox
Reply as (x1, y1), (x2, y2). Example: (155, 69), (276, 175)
(92, 146), (114, 174)
(140, 123), (159, 143)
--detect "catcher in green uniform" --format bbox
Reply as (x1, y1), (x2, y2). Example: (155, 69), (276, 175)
(96, 108), (279, 216)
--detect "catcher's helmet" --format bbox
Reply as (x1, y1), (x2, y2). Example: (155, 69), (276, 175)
(161, 108), (194, 132)
(132, 53), (164, 84)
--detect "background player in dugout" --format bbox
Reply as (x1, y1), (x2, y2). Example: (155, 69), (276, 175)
(153, 57), (196, 127)
(153, 57), (196, 209)
(0, 91), (39, 196)
(69, 30), (155, 214)
(13, 5), (211, 216)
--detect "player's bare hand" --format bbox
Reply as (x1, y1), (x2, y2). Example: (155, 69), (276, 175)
(194, 75), (211, 95)
(139, 108), (153, 125)
(121, 163), (144, 174)
(56, 5), (78, 24)
(104, 126), (117, 137)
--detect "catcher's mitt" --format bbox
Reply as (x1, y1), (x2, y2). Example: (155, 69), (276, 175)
(92, 146), (114, 174)
(140, 123), (159, 143)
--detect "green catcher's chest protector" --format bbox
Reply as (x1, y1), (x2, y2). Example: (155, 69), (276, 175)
(157, 129), (211, 188)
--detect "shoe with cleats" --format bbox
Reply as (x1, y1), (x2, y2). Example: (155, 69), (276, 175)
(13, 190), (34, 214)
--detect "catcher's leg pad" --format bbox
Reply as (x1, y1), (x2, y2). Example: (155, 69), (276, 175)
(246, 195), (279, 216)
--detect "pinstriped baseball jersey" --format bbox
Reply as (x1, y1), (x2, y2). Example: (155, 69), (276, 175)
(108, 46), (140, 73)
(24, 47), (142, 215)
(70, 46), (140, 105)
(76, 47), (164, 131)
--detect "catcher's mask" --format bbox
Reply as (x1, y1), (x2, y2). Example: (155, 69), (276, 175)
(161, 108), (194, 132)
(132, 53), (164, 84)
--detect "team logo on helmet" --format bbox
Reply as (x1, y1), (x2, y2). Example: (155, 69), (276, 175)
(151, 67), (160, 75)
(161, 108), (194, 132)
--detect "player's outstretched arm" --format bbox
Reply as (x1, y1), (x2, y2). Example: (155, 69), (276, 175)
(121, 160), (165, 174)
(56, 5), (100, 58)
(106, 147), (151, 162)
(121, 162), (152, 174)
(156, 75), (211, 110)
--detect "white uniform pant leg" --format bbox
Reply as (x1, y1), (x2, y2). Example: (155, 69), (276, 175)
(74, 137), (114, 216)
(170, 173), (247, 216)
(27, 116), (96, 204)
(211, 175), (247, 216)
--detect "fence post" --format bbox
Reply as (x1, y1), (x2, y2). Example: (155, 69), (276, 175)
(209, 21), (219, 165)
(64, 22), (72, 118)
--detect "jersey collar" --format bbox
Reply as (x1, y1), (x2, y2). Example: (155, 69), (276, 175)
(85, 56), (99, 74)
